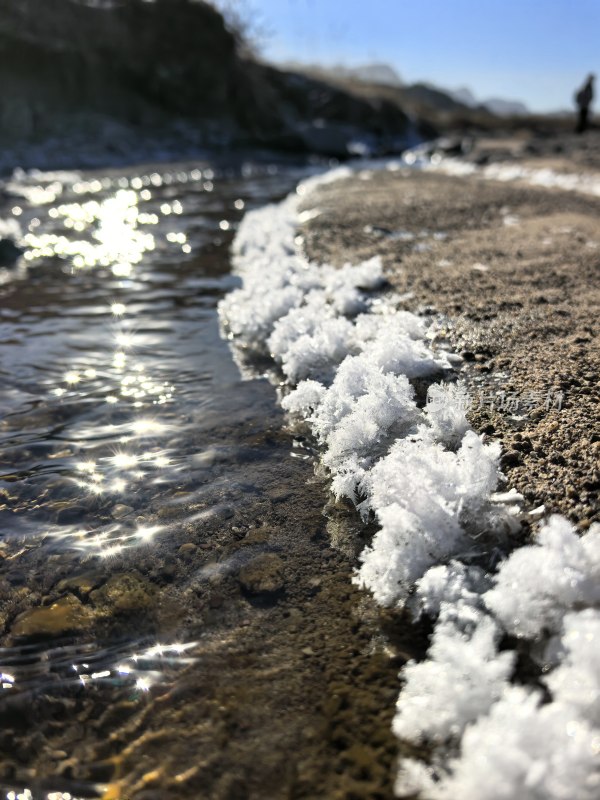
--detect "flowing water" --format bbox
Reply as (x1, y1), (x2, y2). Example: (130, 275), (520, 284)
(0, 161), (403, 800)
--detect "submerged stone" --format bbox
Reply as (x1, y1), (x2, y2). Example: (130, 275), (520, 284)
(239, 553), (284, 595)
(56, 572), (103, 596)
(90, 572), (155, 614)
(111, 503), (134, 519)
(178, 542), (197, 560)
(11, 594), (92, 638)
(242, 525), (274, 546)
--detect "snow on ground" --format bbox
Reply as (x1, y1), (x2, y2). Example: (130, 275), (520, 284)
(219, 162), (600, 798)
(419, 154), (600, 197)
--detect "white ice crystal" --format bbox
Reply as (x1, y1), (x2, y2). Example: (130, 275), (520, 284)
(275, 315), (357, 383)
(397, 541), (600, 800)
(321, 255), (385, 314)
(425, 382), (471, 448)
(353, 309), (427, 342)
(364, 430), (500, 518)
(412, 561), (490, 620)
(268, 294), (335, 362)
(393, 613), (514, 745)
(304, 357), (418, 444)
(432, 686), (600, 800)
(220, 194), (310, 347)
(321, 368), (419, 473)
(281, 380), (326, 415)
(484, 516), (600, 638)
(266, 272), (428, 385)
(231, 197), (297, 266)
(284, 358), (421, 504)
(220, 284), (304, 344)
(359, 331), (448, 379)
(394, 758), (437, 798)
(356, 431), (501, 605)
(544, 609), (600, 727)
(425, 156), (600, 198)
(328, 453), (371, 503)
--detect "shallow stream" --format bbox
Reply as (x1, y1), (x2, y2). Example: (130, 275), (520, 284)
(0, 161), (403, 800)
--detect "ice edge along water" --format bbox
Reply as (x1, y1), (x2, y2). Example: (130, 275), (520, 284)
(218, 162), (600, 799)
(424, 155), (600, 197)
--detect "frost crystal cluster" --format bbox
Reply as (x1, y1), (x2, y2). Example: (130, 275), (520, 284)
(219, 164), (600, 799)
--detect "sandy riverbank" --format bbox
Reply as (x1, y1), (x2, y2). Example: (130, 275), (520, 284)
(212, 146), (600, 798)
(300, 139), (600, 529)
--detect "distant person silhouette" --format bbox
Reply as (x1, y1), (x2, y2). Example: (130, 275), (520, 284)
(575, 74), (594, 133)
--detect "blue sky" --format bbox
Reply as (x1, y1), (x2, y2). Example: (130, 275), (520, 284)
(236, 0), (599, 112)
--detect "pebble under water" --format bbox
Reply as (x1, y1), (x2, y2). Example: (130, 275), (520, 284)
(0, 161), (406, 800)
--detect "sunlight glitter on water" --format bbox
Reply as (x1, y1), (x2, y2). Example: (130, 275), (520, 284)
(45, 524), (137, 557)
(0, 159), (309, 795)
(0, 636), (198, 697)
(7, 788), (87, 799)
(42, 191), (174, 268)
(23, 189), (155, 269)
(52, 324), (176, 408)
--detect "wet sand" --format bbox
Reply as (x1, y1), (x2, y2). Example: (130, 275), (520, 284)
(300, 142), (599, 528)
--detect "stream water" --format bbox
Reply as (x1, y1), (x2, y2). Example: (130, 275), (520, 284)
(0, 161), (402, 800)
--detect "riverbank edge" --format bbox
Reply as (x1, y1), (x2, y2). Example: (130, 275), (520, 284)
(219, 155), (600, 798)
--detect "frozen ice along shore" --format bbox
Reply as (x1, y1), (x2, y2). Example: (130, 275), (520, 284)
(218, 164), (600, 799)
(423, 154), (600, 197)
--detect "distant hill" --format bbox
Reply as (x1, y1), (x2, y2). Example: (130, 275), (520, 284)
(483, 97), (530, 117)
(277, 62), (536, 126)
(283, 63), (531, 120)
(449, 86), (529, 116)
(399, 83), (472, 114)
(451, 87), (479, 107)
